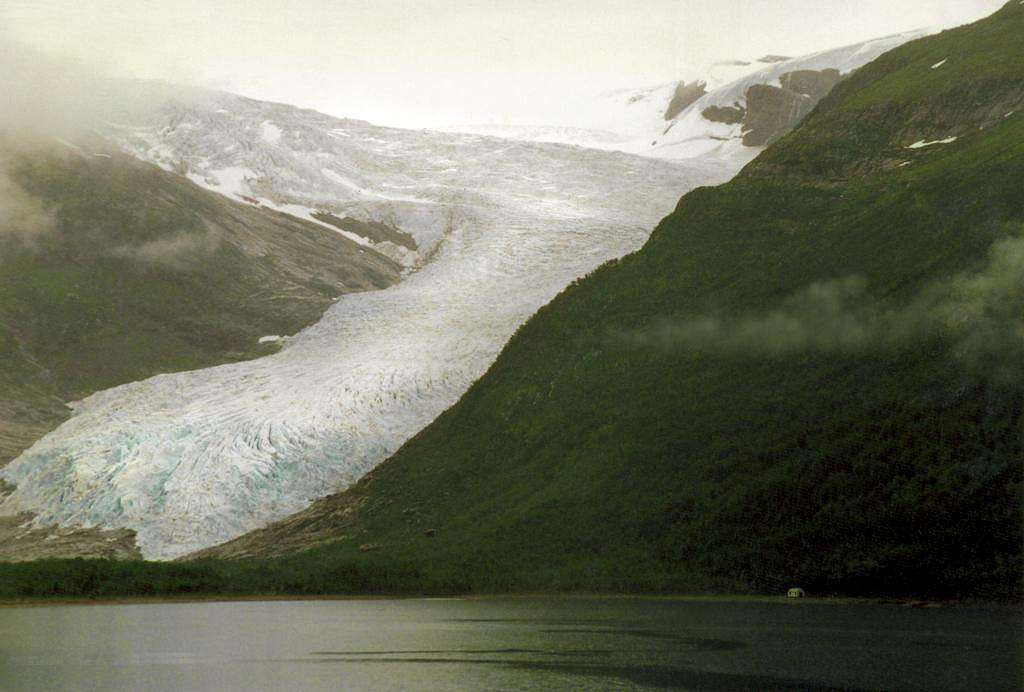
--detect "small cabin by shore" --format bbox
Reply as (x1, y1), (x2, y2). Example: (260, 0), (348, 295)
(787, 587), (806, 598)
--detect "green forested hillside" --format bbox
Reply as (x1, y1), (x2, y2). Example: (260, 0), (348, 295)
(3, 3), (1021, 600)
(191, 3), (1023, 599)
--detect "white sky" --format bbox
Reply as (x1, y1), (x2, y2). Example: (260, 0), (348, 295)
(1, 0), (1007, 129)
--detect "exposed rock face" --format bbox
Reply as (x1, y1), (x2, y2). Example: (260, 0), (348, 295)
(742, 84), (816, 146)
(664, 81), (708, 121)
(0, 477), (140, 561)
(0, 513), (142, 562)
(699, 68), (845, 147)
(741, 69), (844, 147)
(702, 104), (747, 124)
(779, 68), (843, 100)
(311, 213), (418, 251)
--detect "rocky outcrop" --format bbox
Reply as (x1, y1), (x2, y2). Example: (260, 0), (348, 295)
(702, 104), (746, 124)
(0, 510), (142, 562)
(779, 68), (842, 100)
(741, 69), (843, 146)
(736, 69), (844, 146)
(741, 84), (816, 146)
(698, 68), (845, 147)
(664, 81), (708, 121)
(311, 212), (418, 251)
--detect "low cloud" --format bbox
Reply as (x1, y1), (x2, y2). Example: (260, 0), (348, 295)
(0, 163), (55, 244)
(925, 235), (1024, 382)
(626, 275), (873, 356)
(0, 37), (105, 141)
(108, 227), (222, 269)
(617, 234), (1024, 381)
(0, 36), (118, 246)
(0, 32), (195, 144)
(0, 34), (209, 253)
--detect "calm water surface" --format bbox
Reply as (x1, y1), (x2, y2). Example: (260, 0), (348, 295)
(0, 597), (1020, 691)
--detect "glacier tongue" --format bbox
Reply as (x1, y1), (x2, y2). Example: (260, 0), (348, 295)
(0, 93), (738, 559)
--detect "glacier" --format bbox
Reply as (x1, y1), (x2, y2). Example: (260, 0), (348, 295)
(0, 29), (930, 559)
(0, 91), (738, 558)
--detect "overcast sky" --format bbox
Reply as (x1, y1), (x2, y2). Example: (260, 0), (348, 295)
(2, 0), (1007, 129)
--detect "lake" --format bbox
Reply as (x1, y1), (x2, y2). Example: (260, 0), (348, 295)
(0, 597), (1020, 691)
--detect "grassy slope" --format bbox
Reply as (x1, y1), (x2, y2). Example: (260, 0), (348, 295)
(0, 145), (401, 465)
(2, 4), (1021, 599)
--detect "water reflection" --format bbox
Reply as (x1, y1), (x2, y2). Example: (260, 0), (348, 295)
(0, 597), (1019, 691)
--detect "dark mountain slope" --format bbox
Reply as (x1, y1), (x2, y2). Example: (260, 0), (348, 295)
(0, 142), (401, 468)
(193, 4), (1024, 599)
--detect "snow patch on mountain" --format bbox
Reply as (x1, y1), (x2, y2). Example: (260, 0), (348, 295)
(906, 136), (958, 148)
(187, 166), (258, 197)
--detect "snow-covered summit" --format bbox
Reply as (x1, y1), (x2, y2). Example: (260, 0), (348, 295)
(445, 30), (933, 163)
(589, 57), (787, 139)
(644, 29), (935, 160)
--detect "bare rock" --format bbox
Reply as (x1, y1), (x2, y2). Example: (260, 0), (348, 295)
(742, 84), (816, 147)
(664, 81), (708, 120)
(0, 511), (142, 562)
(702, 104), (747, 125)
(779, 69), (843, 100)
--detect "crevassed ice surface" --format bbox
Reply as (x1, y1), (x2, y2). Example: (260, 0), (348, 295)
(0, 93), (738, 559)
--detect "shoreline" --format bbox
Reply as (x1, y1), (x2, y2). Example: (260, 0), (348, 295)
(2, 592), (1019, 610)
